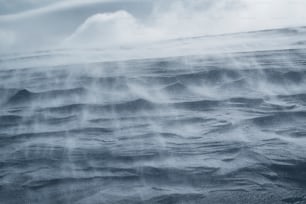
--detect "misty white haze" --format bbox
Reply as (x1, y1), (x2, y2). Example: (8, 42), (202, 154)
(1, 1), (306, 204)
(1, 0), (306, 52)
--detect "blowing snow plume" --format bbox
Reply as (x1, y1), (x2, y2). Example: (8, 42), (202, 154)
(1, 0), (306, 51)
(64, 10), (163, 48)
(1, 1), (306, 204)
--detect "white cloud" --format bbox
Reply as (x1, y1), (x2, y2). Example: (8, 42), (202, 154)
(64, 10), (164, 47)
(151, 0), (306, 36)
(63, 0), (306, 49)
(0, 29), (16, 51)
(1, 0), (306, 52)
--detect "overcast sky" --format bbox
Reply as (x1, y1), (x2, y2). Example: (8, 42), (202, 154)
(0, 0), (305, 52)
(0, 0), (61, 15)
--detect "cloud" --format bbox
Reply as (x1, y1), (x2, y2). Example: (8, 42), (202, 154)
(1, 0), (306, 52)
(0, 0), (154, 52)
(64, 0), (306, 49)
(151, 0), (306, 36)
(0, 29), (16, 51)
(64, 10), (164, 47)
(0, 0), (59, 15)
